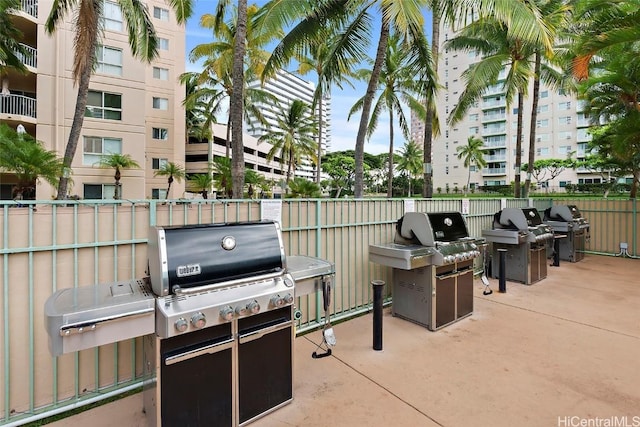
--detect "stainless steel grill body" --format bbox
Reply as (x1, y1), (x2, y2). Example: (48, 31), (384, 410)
(44, 220), (338, 426)
(369, 212), (482, 331)
(483, 207), (553, 285)
(544, 205), (590, 262)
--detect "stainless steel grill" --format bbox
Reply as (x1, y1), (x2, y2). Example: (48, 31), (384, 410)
(369, 212), (484, 331)
(44, 220), (335, 427)
(482, 207), (554, 285)
(543, 205), (590, 262)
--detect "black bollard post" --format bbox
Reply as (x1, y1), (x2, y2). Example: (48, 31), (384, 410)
(498, 248), (507, 293)
(552, 237), (561, 267)
(371, 280), (385, 351)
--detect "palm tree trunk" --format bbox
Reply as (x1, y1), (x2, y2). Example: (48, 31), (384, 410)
(225, 117), (231, 158)
(524, 51), (541, 198)
(166, 176), (174, 199)
(316, 86), (323, 184)
(514, 91), (524, 198)
(56, 48), (96, 199)
(422, 9), (440, 199)
(387, 108), (394, 197)
(354, 20), (389, 198)
(230, 0), (247, 198)
(630, 170), (639, 199)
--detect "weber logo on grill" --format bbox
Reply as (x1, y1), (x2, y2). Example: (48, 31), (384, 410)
(176, 264), (202, 277)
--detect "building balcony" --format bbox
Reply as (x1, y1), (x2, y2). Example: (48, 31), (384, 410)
(482, 127), (506, 137)
(482, 113), (506, 123)
(21, 0), (38, 17)
(16, 43), (37, 69)
(0, 94), (37, 121)
(482, 98), (506, 109)
(482, 166), (507, 175)
(483, 154), (507, 162)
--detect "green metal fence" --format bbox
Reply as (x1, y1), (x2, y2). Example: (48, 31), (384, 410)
(1, 197), (636, 426)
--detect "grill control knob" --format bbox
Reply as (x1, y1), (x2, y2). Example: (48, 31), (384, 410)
(219, 306), (234, 321)
(191, 312), (206, 329)
(283, 293), (294, 305)
(174, 317), (188, 333)
(248, 300), (261, 314)
(270, 295), (285, 307)
(235, 305), (249, 316)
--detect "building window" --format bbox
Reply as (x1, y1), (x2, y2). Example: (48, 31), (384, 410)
(469, 126), (479, 135)
(152, 127), (169, 140)
(558, 145), (572, 155)
(559, 181), (570, 188)
(536, 119), (549, 128)
(540, 90), (549, 98)
(103, 0), (123, 31)
(153, 67), (169, 80)
(84, 184), (117, 200)
(152, 188), (168, 199)
(83, 136), (122, 165)
(86, 90), (122, 120)
(558, 101), (571, 110)
(96, 45), (123, 76)
(152, 158), (168, 169)
(469, 113), (478, 122)
(559, 131), (572, 140)
(536, 147), (549, 156)
(152, 97), (168, 110)
(559, 116), (572, 125)
(159, 38), (169, 50)
(153, 6), (169, 21)
(537, 104), (548, 113)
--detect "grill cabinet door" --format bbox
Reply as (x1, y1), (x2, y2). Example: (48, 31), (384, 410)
(238, 307), (293, 424)
(160, 324), (233, 426)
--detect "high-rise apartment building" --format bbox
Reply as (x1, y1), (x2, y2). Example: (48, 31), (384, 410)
(247, 69), (331, 181)
(2, 0), (185, 200)
(411, 22), (601, 193)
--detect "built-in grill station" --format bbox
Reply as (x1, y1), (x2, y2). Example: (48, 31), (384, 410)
(44, 221), (334, 427)
(482, 207), (554, 285)
(369, 212), (483, 331)
(543, 204), (590, 262)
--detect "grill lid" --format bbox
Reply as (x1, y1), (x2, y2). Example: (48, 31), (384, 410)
(148, 221), (286, 296)
(494, 207), (543, 230)
(545, 204), (583, 222)
(395, 212), (470, 246)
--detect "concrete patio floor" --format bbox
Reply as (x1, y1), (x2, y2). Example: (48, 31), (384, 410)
(48, 254), (640, 427)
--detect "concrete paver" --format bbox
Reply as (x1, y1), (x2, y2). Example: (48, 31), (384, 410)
(48, 255), (640, 427)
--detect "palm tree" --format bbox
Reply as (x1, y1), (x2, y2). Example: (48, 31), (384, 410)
(523, 0), (571, 198)
(349, 32), (423, 198)
(212, 0), (249, 199)
(446, 17), (538, 198)
(154, 162), (186, 200)
(572, 0), (640, 80)
(1, 0), (28, 76)
(287, 177), (321, 198)
(456, 136), (487, 195)
(95, 153), (140, 200)
(396, 140), (423, 197)
(45, 0), (193, 200)
(257, 0), (429, 198)
(211, 157), (233, 198)
(579, 45), (640, 199)
(188, 174), (213, 199)
(189, 4), (275, 158)
(0, 124), (63, 200)
(259, 99), (318, 185)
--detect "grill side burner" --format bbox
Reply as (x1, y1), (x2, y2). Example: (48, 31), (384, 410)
(369, 211), (483, 331)
(544, 205), (590, 262)
(482, 207), (554, 285)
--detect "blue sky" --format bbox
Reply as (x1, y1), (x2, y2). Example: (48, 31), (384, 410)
(185, 2), (433, 155)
